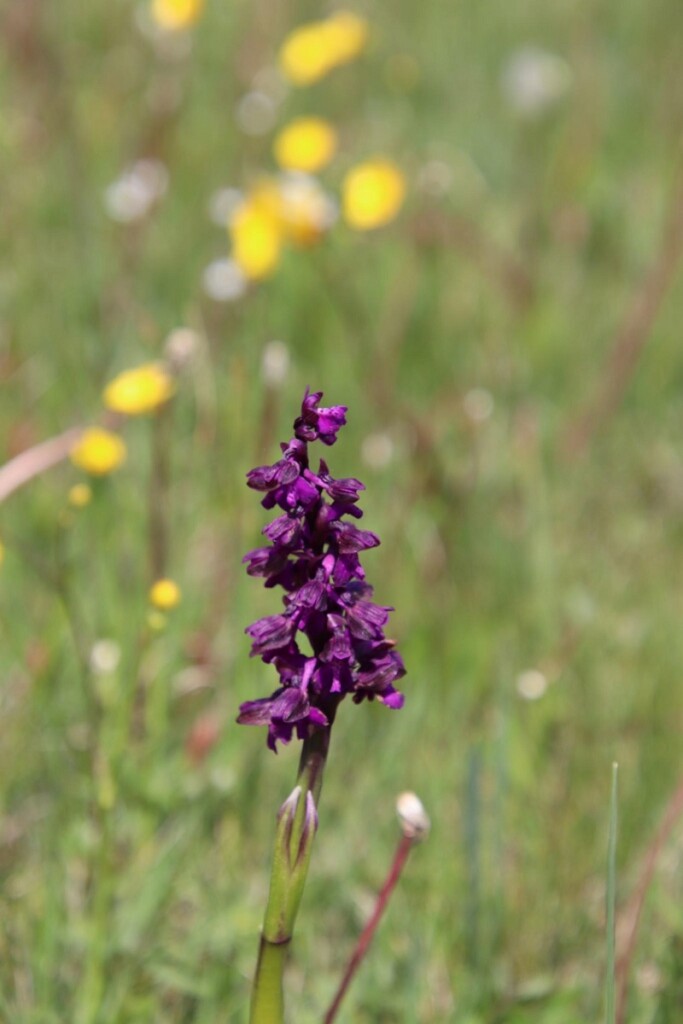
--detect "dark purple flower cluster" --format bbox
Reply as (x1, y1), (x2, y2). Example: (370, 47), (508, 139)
(238, 388), (405, 751)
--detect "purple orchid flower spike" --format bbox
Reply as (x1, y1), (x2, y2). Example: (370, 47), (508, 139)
(239, 388), (405, 751)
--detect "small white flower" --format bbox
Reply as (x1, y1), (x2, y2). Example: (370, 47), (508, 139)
(104, 159), (168, 224)
(278, 171), (339, 232)
(235, 91), (277, 136)
(261, 340), (290, 388)
(89, 639), (121, 675)
(164, 327), (200, 370)
(516, 669), (548, 701)
(202, 258), (248, 302)
(207, 187), (244, 227)
(502, 47), (572, 117)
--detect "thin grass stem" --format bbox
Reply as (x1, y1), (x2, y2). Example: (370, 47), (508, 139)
(605, 762), (619, 1024)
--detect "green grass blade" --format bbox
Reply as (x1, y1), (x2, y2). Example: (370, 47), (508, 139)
(605, 762), (619, 1024)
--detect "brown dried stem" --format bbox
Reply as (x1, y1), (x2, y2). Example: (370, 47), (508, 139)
(615, 776), (683, 1024)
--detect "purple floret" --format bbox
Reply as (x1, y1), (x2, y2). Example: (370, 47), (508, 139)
(238, 388), (405, 751)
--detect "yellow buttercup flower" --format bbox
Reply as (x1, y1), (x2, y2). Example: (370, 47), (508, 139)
(70, 428), (127, 476)
(68, 483), (93, 508)
(274, 118), (338, 174)
(149, 578), (182, 610)
(103, 363), (175, 416)
(230, 191), (283, 280)
(151, 0), (204, 31)
(342, 159), (406, 230)
(279, 11), (368, 86)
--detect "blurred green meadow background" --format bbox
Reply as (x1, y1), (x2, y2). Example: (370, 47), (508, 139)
(2, 0), (683, 1021)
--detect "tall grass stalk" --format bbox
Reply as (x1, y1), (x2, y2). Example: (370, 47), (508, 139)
(605, 762), (619, 1024)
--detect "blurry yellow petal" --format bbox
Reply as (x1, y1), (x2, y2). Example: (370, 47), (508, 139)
(325, 11), (369, 65)
(70, 428), (127, 476)
(103, 363), (175, 416)
(68, 483), (93, 508)
(149, 578), (182, 610)
(342, 159), (406, 230)
(274, 118), (338, 174)
(279, 11), (368, 86)
(230, 198), (283, 279)
(279, 23), (337, 86)
(151, 0), (204, 30)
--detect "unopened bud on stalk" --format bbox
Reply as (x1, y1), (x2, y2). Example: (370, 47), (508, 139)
(264, 785), (319, 943)
(396, 791), (430, 842)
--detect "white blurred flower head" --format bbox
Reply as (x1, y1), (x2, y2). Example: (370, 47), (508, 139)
(164, 327), (201, 370)
(516, 668), (548, 701)
(502, 47), (572, 117)
(278, 171), (339, 233)
(207, 187), (244, 227)
(89, 639), (121, 676)
(104, 159), (168, 224)
(202, 258), (248, 302)
(261, 340), (290, 388)
(235, 91), (277, 136)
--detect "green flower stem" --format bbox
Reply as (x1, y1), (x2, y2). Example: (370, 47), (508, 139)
(248, 725), (331, 1024)
(248, 938), (287, 1024)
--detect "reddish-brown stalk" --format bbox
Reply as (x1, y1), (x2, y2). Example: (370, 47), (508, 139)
(323, 833), (414, 1024)
(615, 776), (683, 1024)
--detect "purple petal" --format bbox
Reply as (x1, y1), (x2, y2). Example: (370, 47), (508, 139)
(344, 600), (390, 640)
(335, 523), (381, 554)
(245, 614), (295, 654)
(380, 688), (405, 709)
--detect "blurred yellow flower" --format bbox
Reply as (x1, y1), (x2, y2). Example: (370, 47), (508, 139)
(151, 0), (204, 31)
(68, 483), (93, 508)
(230, 193), (283, 280)
(229, 175), (336, 275)
(342, 159), (406, 230)
(70, 428), (127, 476)
(149, 578), (182, 610)
(279, 11), (368, 86)
(274, 118), (338, 174)
(325, 11), (369, 65)
(0, 540), (4, 567)
(103, 363), (175, 416)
